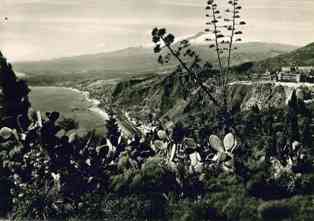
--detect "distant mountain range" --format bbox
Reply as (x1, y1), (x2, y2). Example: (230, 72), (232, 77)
(13, 32), (298, 80)
(252, 42), (314, 72)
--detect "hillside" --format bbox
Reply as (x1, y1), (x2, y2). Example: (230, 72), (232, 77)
(78, 71), (314, 127)
(13, 38), (297, 85)
(253, 42), (314, 72)
(186, 33), (298, 67)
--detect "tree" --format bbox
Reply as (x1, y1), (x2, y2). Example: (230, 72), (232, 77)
(301, 117), (312, 150)
(105, 112), (121, 146)
(286, 90), (300, 141)
(0, 52), (31, 130)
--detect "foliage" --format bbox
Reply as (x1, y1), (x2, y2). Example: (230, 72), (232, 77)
(1, 1), (314, 218)
(258, 201), (293, 221)
(0, 52), (31, 130)
(58, 117), (79, 131)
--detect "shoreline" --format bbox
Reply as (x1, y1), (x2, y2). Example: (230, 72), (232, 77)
(32, 86), (109, 122)
(61, 86), (109, 121)
(32, 85), (135, 138)
(71, 86), (136, 137)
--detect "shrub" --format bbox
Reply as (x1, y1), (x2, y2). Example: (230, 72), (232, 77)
(170, 199), (225, 221)
(258, 201), (293, 221)
(58, 117), (79, 131)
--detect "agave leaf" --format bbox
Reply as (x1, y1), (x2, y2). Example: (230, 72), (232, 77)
(193, 163), (204, 173)
(117, 153), (130, 171)
(51, 172), (60, 181)
(219, 152), (228, 162)
(212, 153), (220, 162)
(231, 138), (238, 153)
(106, 138), (116, 153)
(209, 135), (225, 153)
(183, 138), (198, 150)
(152, 140), (163, 151)
(292, 141), (301, 151)
(169, 144), (176, 162)
(118, 135), (122, 145)
(157, 130), (167, 140)
(222, 162), (233, 173)
(223, 133), (237, 152)
(189, 152), (202, 167)
(153, 140), (165, 151)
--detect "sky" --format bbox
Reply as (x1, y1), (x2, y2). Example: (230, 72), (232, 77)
(0, 0), (313, 61)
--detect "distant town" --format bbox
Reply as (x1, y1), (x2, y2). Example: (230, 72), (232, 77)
(265, 66), (314, 83)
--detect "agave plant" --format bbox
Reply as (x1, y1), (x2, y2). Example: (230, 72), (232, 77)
(271, 140), (305, 178)
(189, 151), (203, 174)
(106, 135), (122, 158)
(290, 141), (304, 163)
(208, 133), (238, 172)
(151, 130), (170, 158)
(270, 157), (293, 180)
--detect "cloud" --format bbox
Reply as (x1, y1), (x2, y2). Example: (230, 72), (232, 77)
(4, 0), (80, 6)
(159, 0), (203, 7)
(1, 0), (314, 61)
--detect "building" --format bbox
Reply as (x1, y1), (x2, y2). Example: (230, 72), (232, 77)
(281, 66), (314, 73)
(277, 66), (314, 83)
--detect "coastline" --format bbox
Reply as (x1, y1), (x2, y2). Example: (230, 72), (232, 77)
(60, 86), (109, 121)
(36, 85), (136, 138)
(32, 85), (109, 122)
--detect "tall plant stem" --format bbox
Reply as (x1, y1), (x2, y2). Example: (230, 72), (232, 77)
(227, 1), (237, 82)
(161, 36), (220, 107)
(211, 6), (224, 88)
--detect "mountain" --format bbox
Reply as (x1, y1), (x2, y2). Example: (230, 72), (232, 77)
(13, 33), (298, 84)
(253, 42), (314, 72)
(192, 41), (298, 66)
(14, 47), (164, 76)
(173, 32), (298, 67)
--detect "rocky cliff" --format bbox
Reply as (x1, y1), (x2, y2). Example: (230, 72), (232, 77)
(80, 73), (314, 125)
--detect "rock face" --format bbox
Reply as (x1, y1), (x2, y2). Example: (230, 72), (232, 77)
(228, 82), (288, 111)
(228, 81), (314, 111)
(81, 72), (314, 125)
(0, 52), (31, 130)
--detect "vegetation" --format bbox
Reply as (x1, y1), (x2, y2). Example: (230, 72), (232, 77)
(1, 89), (314, 220)
(2, 54), (314, 220)
(152, 0), (246, 109)
(1, 0), (314, 220)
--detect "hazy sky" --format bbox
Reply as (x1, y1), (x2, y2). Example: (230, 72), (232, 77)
(0, 0), (313, 61)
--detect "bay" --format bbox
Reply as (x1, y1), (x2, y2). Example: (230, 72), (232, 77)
(29, 86), (107, 134)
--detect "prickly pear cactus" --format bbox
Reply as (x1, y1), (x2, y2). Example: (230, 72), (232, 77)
(208, 133), (238, 172)
(223, 133), (237, 152)
(209, 135), (225, 153)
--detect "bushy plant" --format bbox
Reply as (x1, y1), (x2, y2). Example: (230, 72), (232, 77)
(258, 201), (293, 221)
(58, 117), (79, 131)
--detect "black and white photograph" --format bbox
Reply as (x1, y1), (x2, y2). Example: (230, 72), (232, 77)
(0, 0), (314, 220)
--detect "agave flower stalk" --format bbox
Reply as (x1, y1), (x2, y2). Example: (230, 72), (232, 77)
(151, 0), (245, 112)
(152, 28), (220, 107)
(206, 2), (224, 88)
(205, 0), (246, 109)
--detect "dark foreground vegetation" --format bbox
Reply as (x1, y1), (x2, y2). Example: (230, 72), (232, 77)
(2, 0), (314, 219)
(1, 50), (314, 221)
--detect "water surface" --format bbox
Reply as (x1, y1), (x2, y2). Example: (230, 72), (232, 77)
(29, 87), (106, 134)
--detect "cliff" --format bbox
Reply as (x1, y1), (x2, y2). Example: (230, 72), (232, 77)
(79, 73), (314, 126)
